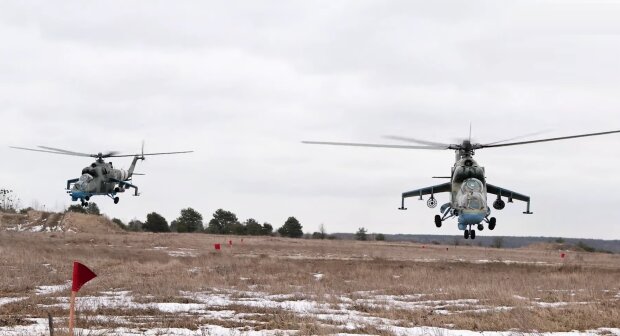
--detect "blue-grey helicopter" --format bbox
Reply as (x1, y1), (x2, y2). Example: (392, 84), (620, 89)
(10, 145), (192, 206)
(303, 129), (620, 239)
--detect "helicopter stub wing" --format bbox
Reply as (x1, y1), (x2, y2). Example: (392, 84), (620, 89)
(486, 183), (532, 214)
(399, 182), (452, 210)
(486, 184), (529, 202)
(402, 182), (452, 199)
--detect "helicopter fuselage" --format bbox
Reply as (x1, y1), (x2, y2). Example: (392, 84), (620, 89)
(67, 157), (141, 205)
(448, 155), (489, 229)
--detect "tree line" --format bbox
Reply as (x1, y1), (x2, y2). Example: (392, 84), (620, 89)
(64, 203), (387, 240)
(68, 205), (305, 238)
(3, 192), (387, 241)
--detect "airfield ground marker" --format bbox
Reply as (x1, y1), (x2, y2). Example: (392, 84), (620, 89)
(69, 261), (97, 336)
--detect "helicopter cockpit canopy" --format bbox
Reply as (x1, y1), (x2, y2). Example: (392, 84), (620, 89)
(457, 178), (486, 210)
(73, 173), (93, 191)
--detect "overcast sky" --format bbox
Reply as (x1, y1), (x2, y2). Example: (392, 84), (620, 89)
(1, 1), (619, 239)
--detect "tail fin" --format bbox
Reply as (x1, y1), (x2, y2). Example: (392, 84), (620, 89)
(128, 141), (145, 177)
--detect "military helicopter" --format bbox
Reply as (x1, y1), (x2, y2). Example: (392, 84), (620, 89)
(10, 144), (192, 206)
(303, 129), (620, 239)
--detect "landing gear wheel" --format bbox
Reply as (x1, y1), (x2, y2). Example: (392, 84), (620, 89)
(464, 230), (470, 239)
(427, 197), (437, 208)
(470, 230), (476, 239)
(434, 215), (442, 228)
(82, 201), (89, 207)
(114, 197), (120, 204)
(85, 196), (90, 201)
(477, 224), (484, 231)
(489, 217), (496, 230)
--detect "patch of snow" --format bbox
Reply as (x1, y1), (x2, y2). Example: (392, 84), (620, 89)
(18, 287), (620, 336)
(0, 318), (49, 335)
(36, 282), (70, 295)
(534, 301), (592, 308)
(168, 250), (197, 257)
(0, 297), (27, 306)
(28, 225), (43, 232)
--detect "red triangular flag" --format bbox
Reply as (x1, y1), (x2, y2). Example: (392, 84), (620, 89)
(72, 261), (97, 292)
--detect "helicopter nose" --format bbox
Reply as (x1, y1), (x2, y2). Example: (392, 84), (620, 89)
(458, 212), (485, 227)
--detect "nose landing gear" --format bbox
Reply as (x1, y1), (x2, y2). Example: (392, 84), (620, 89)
(463, 225), (477, 239)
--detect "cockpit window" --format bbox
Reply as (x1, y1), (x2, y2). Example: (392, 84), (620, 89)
(462, 178), (483, 192)
(468, 197), (482, 209)
(73, 174), (93, 191)
(457, 178), (486, 210)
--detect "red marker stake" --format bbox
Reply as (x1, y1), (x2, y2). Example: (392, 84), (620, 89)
(69, 261), (97, 335)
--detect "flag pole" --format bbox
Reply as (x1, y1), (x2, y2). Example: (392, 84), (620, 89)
(68, 290), (76, 335)
(69, 261), (97, 336)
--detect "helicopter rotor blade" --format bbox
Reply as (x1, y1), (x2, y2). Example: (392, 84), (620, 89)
(10, 146), (80, 156)
(480, 129), (620, 148)
(40, 146), (120, 158)
(10, 146), (91, 157)
(99, 151), (121, 158)
(482, 130), (552, 146)
(302, 141), (446, 150)
(109, 150), (194, 157)
(36, 146), (93, 157)
(382, 135), (451, 147)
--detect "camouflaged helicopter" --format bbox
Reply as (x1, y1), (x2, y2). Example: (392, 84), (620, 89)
(10, 145), (192, 206)
(304, 129), (620, 239)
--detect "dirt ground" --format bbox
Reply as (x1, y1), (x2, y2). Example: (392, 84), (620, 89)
(0, 231), (619, 335)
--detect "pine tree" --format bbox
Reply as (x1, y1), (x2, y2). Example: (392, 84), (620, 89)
(143, 212), (170, 233)
(355, 227), (368, 241)
(206, 209), (238, 234)
(175, 208), (203, 232)
(67, 204), (87, 214)
(262, 223), (273, 235)
(277, 217), (303, 238)
(86, 202), (100, 215)
(245, 218), (263, 235)
(128, 219), (143, 232)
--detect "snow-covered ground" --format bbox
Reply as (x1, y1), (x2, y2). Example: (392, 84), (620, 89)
(0, 317), (618, 336)
(1, 286), (619, 336)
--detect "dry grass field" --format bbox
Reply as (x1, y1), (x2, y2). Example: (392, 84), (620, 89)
(0, 230), (619, 335)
